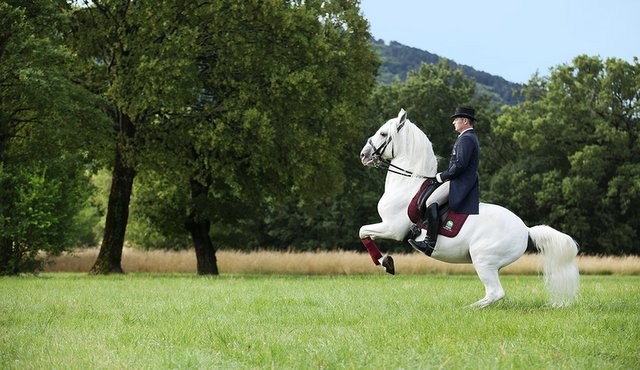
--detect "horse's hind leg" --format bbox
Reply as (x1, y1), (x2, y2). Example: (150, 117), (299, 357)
(470, 264), (505, 308)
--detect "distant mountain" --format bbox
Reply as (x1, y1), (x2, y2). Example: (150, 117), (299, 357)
(372, 39), (523, 106)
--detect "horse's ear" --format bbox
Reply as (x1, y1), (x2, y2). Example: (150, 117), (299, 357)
(397, 108), (407, 132)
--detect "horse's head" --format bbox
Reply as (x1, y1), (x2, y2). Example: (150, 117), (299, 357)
(360, 109), (437, 177)
(360, 109), (407, 167)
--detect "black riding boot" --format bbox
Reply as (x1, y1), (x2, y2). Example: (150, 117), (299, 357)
(408, 203), (439, 256)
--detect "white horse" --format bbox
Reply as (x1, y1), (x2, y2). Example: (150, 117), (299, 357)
(359, 109), (579, 308)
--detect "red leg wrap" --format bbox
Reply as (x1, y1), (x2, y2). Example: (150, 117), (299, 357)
(361, 237), (382, 265)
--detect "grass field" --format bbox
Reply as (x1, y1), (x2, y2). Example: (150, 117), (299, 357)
(1, 273), (639, 369)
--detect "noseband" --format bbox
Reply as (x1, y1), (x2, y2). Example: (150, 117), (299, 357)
(367, 136), (393, 159)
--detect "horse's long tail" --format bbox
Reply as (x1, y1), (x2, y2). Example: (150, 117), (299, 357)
(528, 225), (580, 307)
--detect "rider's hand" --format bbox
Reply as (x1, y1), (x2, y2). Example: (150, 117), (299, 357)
(436, 173), (444, 183)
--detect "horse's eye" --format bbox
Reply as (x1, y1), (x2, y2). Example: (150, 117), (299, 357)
(380, 132), (388, 137)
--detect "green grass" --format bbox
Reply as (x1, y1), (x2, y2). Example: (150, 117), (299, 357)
(1, 274), (639, 369)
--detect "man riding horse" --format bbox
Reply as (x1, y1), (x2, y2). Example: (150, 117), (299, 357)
(408, 107), (480, 253)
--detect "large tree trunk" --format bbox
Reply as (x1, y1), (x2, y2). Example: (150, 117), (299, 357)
(185, 178), (218, 275)
(90, 113), (136, 274)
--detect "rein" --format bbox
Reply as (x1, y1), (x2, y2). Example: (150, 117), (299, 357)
(365, 116), (433, 180)
(375, 159), (434, 180)
(367, 137), (393, 158)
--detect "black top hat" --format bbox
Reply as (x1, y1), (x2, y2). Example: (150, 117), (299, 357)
(451, 107), (476, 121)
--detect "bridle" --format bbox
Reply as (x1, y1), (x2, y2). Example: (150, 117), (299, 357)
(366, 129), (433, 180)
(367, 135), (393, 159)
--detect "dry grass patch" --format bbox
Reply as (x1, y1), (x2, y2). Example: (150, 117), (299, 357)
(44, 248), (640, 275)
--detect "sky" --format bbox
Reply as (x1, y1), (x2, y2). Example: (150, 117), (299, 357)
(359, 0), (640, 84)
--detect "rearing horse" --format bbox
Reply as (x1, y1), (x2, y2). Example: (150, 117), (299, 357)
(359, 109), (579, 308)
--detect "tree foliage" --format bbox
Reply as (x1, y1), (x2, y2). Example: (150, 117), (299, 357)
(124, 0), (378, 269)
(487, 56), (640, 254)
(0, 0), (108, 274)
(68, 0), (203, 273)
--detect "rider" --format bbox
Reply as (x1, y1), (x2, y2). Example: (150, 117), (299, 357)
(408, 106), (480, 254)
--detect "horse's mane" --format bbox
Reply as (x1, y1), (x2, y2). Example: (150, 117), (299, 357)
(389, 117), (438, 178)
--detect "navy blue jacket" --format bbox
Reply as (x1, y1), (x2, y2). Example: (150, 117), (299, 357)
(439, 129), (480, 214)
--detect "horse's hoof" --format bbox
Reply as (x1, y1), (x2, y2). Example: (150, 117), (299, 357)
(381, 255), (395, 275)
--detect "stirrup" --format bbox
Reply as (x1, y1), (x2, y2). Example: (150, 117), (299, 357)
(408, 224), (422, 239)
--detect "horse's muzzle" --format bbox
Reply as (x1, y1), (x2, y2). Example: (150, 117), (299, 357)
(360, 147), (375, 167)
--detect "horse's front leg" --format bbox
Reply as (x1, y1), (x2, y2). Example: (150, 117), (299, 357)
(359, 221), (409, 275)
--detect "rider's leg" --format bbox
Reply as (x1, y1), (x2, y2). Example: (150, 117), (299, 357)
(408, 205), (438, 255)
(426, 181), (449, 209)
(409, 182), (448, 254)
(424, 202), (440, 247)
(424, 182), (449, 245)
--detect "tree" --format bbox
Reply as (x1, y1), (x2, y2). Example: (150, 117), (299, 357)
(68, 0), (202, 273)
(0, 0), (109, 274)
(129, 0), (378, 273)
(489, 55), (640, 254)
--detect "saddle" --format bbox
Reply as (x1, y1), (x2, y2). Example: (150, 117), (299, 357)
(407, 179), (469, 238)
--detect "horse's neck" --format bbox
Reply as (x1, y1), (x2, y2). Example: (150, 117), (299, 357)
(384, 156), (427, 192)
(384, 174), (421, 194)
(392, 144), (436, 176)
(383, 124), (437, 194)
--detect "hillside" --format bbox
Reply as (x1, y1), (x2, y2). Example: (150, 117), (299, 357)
(372, 39), (523, 106)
